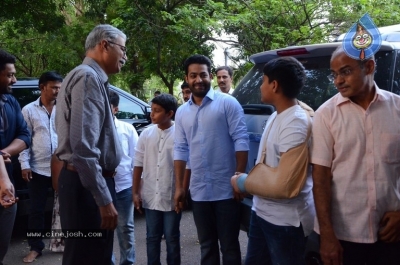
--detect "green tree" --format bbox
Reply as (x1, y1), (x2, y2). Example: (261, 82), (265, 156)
(2, 0), (400, 95)
(0, 0), (109, 77)
(111, 0), (217, 95)
(220, 0), (400, 61)
(0, 0), (65, 33)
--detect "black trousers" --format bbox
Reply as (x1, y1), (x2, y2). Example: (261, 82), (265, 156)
(58, 168), (116, 265)
(27, 172), (53, 253)
(340, 239), (400, 265)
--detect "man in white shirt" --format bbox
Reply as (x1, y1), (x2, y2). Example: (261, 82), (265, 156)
(19, 71), (62, 263)
(109, 91), (139, 265)
(215, 66), (234, 94)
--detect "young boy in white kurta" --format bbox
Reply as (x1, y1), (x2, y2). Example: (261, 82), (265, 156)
(133, 93), (180, 265)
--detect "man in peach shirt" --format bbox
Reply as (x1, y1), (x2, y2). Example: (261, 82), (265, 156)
(311, 44), (400, 264)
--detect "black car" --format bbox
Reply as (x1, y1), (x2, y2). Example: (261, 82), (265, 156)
(10, 79), (151, 216)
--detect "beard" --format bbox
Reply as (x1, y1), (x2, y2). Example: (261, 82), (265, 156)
(189, 81), (211, 98)
(192, 89), (210, 98)
(0, 86), (12, 94)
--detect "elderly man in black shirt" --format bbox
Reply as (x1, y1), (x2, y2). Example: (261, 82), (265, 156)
(54, 24), (127, 265)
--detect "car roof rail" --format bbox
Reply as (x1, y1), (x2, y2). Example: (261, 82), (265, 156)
(335, 24), (400, 42)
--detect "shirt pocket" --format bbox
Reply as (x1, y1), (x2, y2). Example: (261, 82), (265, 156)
(380, 133), (400, 164)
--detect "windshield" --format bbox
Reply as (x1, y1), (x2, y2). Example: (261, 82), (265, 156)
(233, 50), (395, 111)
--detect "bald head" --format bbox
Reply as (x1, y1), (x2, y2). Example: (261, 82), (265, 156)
(329, 45), (376, 102)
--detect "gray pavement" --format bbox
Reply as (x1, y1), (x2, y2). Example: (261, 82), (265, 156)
(4, 210), (248, 265)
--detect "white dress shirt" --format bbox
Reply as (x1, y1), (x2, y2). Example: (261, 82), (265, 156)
(19, 97), (57, 177)
(134, 123), (175, 211)
(215, 87), (234, 94)
(114, 118), (139, 193)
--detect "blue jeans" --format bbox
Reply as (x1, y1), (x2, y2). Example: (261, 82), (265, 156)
(245, 210), (306, 265)
(115, 187), (135, 265)
(192, 199), (241, 265)
(145, 209), (181, 265)
(27, 172), (53, 253)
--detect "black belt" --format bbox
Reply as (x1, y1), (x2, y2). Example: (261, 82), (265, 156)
(63, 162), (116, 178)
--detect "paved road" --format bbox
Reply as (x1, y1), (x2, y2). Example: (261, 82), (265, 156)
(4, 210), (248, 265)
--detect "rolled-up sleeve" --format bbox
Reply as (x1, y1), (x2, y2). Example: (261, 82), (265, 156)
(12, 97), (31, 149)
(129, 127), (138, 168)
(134, 131), (145, 167)
(310, 110), (334, 168)
(226, 98), (249, 152)
(18, 107), (32, 170)
(173, 107), (190, 161)
(69, 74), (111, 207)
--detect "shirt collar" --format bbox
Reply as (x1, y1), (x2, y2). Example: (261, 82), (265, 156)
(37, 97), (56, 107)
(216, 87), (234, 94)
(188, 87), (214, 105)
(0, 94), (8, 102)
(336, 82), (387, 106)
(82, 57), (108, 85)
(156, 122), (174, 132)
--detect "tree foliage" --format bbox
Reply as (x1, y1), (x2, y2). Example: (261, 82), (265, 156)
(1, 0), (400, 98)
(220, 0), (400, 60)
(0, 0), (108, 77)
(110, 0), (217, 95)
(0, 0), (65, 33)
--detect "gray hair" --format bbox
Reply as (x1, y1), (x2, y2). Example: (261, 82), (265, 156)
(85, 24), (127, 51)
(331, 45), (375, 64)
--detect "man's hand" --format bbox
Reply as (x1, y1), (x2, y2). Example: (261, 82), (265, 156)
(133, 193), (143, 214)
(379, 211), (400, 242)
(0, 151), (11, 163)
(231, 173), (241, 193)
(51, 154), (64, 192)
(22, 169), (32, 182)
(98, 202), (118, 230)
(231, 173), (246, 201)
(320, 232), (343, 265)
(174, 188), (186, 214)
(0, 179), (19, 208)
(233, 190), (245, 201)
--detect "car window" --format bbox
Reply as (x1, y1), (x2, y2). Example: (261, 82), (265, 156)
(391, 50), (400, 95)
(374, 50), (396, 93)
(115, 93), (146, 120)
(12, 87), (41, 109)
(234, 50), (396, 111)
